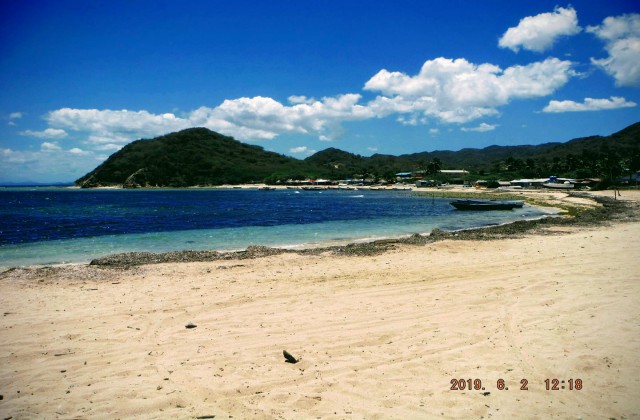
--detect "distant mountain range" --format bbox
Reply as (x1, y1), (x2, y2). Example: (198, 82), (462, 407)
(76, 121), (640, 188)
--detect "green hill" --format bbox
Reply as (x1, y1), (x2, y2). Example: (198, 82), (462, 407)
(76, 128), (317, 187)
(305, 122), (640, 181)
(76, 122), (640, 187)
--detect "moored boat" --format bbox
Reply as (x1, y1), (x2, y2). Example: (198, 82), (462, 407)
(542, 182), (574, 189)
(450, 199), (524, 211)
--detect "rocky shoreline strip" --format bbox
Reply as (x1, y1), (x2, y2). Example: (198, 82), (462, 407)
(88, 192), (639, 267)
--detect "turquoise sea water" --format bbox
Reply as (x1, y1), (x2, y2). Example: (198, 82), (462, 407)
(0, 187), (559, 268)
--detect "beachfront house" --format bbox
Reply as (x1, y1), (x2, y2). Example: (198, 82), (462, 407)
(439, 169), (469, 184)
(395, 172), (413, 181)
(397, 169), (470, 185)
(439, 169), (469, 177)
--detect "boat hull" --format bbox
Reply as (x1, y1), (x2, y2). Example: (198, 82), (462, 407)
(542, 183), (574, 189)
(450, 199), (523, 211)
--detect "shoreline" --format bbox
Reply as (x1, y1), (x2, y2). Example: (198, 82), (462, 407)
(84, 190), (637, 267)
(1, 190), (639, 418)
(0, 187), (563, 270)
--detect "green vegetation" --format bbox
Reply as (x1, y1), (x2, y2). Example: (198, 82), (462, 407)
(76, 128), (323, 187)
(76, 122), (640, 188)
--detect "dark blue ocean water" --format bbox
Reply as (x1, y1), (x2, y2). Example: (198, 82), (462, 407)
(0, 188), (445, 245)
(0, 187), (557, 267)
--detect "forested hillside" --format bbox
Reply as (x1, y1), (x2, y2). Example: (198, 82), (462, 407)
(76, 122), (640, 187)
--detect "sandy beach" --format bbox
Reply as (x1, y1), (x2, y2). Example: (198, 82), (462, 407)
(1, 191), (639, 419)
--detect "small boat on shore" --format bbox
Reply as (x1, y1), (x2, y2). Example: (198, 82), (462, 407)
(450, 199), (524, 211)
(543, 176), (575, 189)
(542, 182), (574, 189)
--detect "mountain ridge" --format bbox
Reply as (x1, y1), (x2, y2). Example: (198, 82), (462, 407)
(76, 122), (640, 187)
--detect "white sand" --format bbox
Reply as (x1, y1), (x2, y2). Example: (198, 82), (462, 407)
(1, 191), (639, 419)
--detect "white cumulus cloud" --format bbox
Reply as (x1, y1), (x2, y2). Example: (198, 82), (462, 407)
(19, 128), (68, 139)
(46, 108), (189, 144)
(0, 146), (101, 183)
(542, 96), (637, 112)
(32, 57), (574, 153)
(288, 95), (315, 105)
(69, 147), (89, 155)
(397, 115), (428, 126)
(202, 94), (373, 141)
(1, 148), (36, 165)
(461, 123), (498, 132)
(40, 141), (62, 151)
(14, 45), (588, 165)
(364, 57), (574, 123)
(93, 143), (123, 151)
(44, 94), (374, 147)
(289, 146), (317, 155)
(499, 6), (581, 53)
(7, 112), (23, 125)
(587, 13), (640, 87)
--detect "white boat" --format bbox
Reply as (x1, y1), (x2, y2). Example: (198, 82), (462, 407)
(542, 182), (574, 189)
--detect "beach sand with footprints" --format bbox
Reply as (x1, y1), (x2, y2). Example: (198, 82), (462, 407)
(1, 190), (639, 419)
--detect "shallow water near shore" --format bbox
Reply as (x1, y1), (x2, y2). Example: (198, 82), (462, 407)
(0, 187), (558, 267)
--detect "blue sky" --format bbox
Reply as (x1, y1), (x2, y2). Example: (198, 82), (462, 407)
(1, 0), (639, 183)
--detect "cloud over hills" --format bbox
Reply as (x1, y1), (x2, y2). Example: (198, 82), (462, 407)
(364, 57), (575, 123)
(543, 96), (637, 113)
(38, 56), (577, 150)
(3, 5), (638, 183)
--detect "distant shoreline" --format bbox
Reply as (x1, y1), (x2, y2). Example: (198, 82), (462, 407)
(2, 188), (635, 270)
(87, 190), (638, 267)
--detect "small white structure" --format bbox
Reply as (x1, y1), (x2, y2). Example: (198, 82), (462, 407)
(510, 178), (549, 188)
(439, 169), (469, 176)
